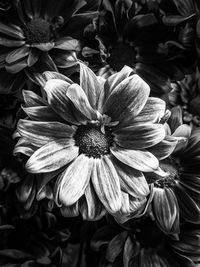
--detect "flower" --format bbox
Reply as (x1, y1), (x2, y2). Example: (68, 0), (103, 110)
(82, 0), (193, 95)
(169, 68), (200, 127)
(0, 0), (97, 93)
(91, 217), (200, 267)
(146, 106), (200, 235)
(15, 64), (167, 219)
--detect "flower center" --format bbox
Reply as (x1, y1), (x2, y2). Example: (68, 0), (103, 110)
(145, 157), (180, 188)
(24, 18), (52, 44)
(107, 42), (135, 71)
(74, 125), (113, 158)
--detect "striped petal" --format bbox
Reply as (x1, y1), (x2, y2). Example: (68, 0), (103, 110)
(22, 90), (47, 107)
(111, 146), (159, 172)
(43, 79), (78, 124)
(5, 46), (30, 64)
(153, 187), (180, 235)
(56, 154), (93, 206)
(26, 139), (78, 173)
(43, 71), (73, 84)
(54, 37), (81, 51)
(79, 62), (104, 109)
(66, 83), (98, 121)
(98, 65), (133, 112)
(91, 155), (122, 213)
(17, 119), (75, 147)
(131, 97), (166, 124)
(114, 124), (166, 149)
(103, 74), (150, 123)
(0, 22), (25, 39)
(111, 157), (149, 198)
(22, 106), (64, 122)
(80, 183), (106, 221)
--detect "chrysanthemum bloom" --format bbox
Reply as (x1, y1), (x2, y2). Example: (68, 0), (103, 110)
(145, 106), (200, 235)
(91, 217), (200, 267)
(0, 0), (97, 93)
(82, 0), (193, 95)
(15, 64), (167, 219)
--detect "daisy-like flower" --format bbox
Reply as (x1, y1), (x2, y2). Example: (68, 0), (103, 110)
(82, 0), (193, 95)
(91, 217), (200, 267)
(146, 106), (200, 235)
(15, 64), (167, 219)
(0, 0), (97, 93)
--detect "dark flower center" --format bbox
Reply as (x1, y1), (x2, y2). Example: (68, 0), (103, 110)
(107, 42), (135, 71)
(145, 157), (180, 188)
(24, 18), (52, 44)
(74, 125), (113, 158)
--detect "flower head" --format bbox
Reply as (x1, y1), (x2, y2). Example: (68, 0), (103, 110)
(91, 217), (200, 267)
(147, 107), (200, 235)
(0, 0), (97, 92)
(15, 64), (167, 219)
(82, 0), (192, 95)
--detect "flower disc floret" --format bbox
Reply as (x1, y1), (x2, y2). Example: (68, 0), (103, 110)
(24, 19), (52, 44)
(74, 125), (113, 158)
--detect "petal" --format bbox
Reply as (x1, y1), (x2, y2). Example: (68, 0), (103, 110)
(91, 155), (122, 213)
(106, 232), (128, 263)
(114, 124), (166, 149)
(22, 90), (47, 107)
(132, 97), (166, 124)
(148, 136), (178, 160)
(0, 22), (25, 39)
(26, 139), (78, 173)
(56, 154), (93, 206)
(0, 37), (25, 47)
(79, 62), (103, 109)
(5, 57), (28, 73)
(111, 157), (149, 198)
(103, 74), (150, 123)
(17, 119), (75, 147)
(80, 183), (106, 221)
(27, 48), (40, 67)
(43, 79), (78, 124)
(98, 65), (133, 112)
(43, 71), (73, 84)
(111, 146), (159, 172)
(22, 106), (64, 122)
(153, 187), (180, 235)
(5, 46), (30, 64)
(60, 202), (79, 217)
(54, 37), (81, 51)
(66, 83), (98, 121)
(31, 42), (54, 51)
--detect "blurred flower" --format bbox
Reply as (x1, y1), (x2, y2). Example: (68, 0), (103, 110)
(0, 203), (70, 267)
(146, 107), (200, 235)
(91, 217), (200, 267)
(15, 64), (167, 219)
(0, 0), (97, 93)
(169, 68), (200, 127)
(82, 0), (193, 95)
